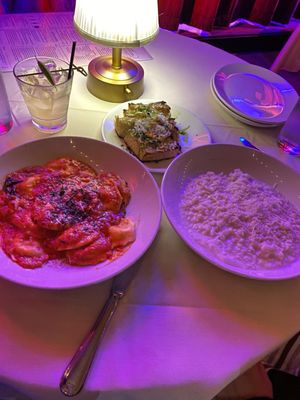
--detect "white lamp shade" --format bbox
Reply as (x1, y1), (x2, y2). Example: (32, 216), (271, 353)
(74, 0), (159, 48)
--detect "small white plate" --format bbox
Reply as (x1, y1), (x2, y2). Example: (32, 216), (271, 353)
(213, 63), (298, 125)
(101, 99), (211, 173)
(162, 144), (300, 281)
(211, 79), (282, 128)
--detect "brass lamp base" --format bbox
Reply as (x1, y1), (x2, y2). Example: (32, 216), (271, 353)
(87, 55), (144, 103)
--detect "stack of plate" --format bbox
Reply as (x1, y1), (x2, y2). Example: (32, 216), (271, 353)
(211, 63), (299, 127)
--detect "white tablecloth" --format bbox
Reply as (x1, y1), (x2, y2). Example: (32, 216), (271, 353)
(1, 27), (300, 400)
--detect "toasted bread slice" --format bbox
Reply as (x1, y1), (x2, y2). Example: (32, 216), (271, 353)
(115, 116), (135, 138)
(124, 135), (180, 162)
(124, 101), (171, 118)
(114, 101), (181, 162)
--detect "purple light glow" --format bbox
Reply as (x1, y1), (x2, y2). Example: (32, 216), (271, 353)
(278, 139), (300, 155)
(0, 120), (13, 135)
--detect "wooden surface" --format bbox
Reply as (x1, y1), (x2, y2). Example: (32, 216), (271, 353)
(215, 0), (240, 27)
(273, 0), (300, 24)
(158, 0), (184, 30)
(190, 0), (221, 31)
(249, 0), (280, 25)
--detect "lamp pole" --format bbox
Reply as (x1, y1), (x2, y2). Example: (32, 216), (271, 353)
(112, 48), (122, 69)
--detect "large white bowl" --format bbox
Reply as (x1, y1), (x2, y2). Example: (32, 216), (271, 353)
(161, 144), (300, 280)
(0, 137), (162, 289)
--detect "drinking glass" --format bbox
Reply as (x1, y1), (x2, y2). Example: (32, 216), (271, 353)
(277, 98), (300, 155)
(0, 72), (13, 134)
(13, 57), (74, 133)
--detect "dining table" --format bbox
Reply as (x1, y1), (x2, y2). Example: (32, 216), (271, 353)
(1, 15), (300, 400)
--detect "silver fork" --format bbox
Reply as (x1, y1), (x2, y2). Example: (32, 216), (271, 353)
(60, 263), (139, 397)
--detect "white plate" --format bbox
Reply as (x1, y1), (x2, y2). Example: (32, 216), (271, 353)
(101, 99), (211, 173)
(161, 144), (300, 281)
(210, 79), (282, 128)
(213, 63), (298, 125)
(0, 136), (162, 289)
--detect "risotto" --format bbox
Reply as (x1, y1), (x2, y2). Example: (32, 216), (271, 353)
(180, 169), (300, 270)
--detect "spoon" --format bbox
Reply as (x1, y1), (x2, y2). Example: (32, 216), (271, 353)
(239, 136), (261, 151)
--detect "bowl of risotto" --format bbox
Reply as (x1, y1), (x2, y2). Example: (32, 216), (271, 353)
(161, 144), (300, 280)
(0, 136), (161, 289)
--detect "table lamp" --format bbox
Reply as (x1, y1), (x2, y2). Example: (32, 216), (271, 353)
(74, 0), (159, 103)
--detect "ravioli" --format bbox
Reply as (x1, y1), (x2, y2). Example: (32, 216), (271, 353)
(0, 158), (135, 269)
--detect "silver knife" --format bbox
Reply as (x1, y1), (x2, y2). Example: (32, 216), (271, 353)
(239, 136), (261, 151)
(60, 263), (139, 397)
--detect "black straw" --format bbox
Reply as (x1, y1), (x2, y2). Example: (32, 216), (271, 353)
(68, 41), (76, 80)
(16, 65), (87, 78)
